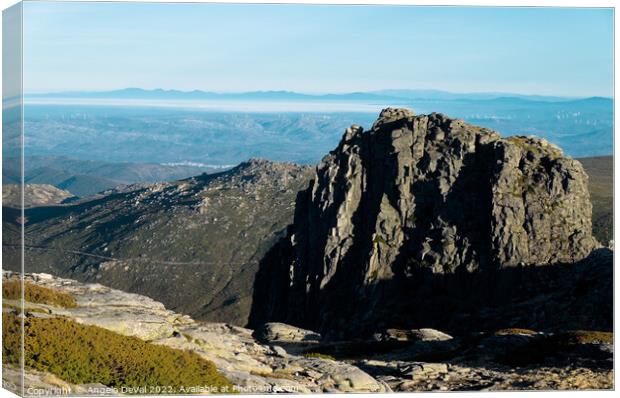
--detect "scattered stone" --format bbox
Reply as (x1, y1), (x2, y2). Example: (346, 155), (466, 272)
(271, 345), (288, 357)
(3, 184), (76, 208)
(376, 328), (453, 342)
(254, 322), (321, 343)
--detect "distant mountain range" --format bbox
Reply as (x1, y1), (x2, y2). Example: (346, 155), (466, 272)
(26, 88), (610, 103)
(7, 89), (612, 180)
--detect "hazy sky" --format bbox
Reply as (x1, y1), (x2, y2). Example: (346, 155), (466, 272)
(22, 2), (613, 97)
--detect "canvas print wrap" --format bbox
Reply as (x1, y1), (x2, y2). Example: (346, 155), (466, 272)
(1, 1), (614, 395)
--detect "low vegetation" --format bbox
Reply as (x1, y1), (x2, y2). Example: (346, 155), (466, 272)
(3, 303), (50, 314)
(506, 136), (561, 160)
(555, 330), (613, 345)
(2, 314), (232, 393)
(2, 280), (77, 308)
(250, 370), (296, 380)
(494, 328), (537, 336)
(303, 352), (336, 361)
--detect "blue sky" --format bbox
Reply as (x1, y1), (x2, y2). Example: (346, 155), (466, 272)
(22, 2), (613, 97)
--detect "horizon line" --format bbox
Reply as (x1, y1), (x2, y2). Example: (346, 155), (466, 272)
(22, 87), (613, 100)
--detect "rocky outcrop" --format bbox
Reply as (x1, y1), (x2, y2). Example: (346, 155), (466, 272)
(4, 271), (611, 393)
(250, 108), (600, 337)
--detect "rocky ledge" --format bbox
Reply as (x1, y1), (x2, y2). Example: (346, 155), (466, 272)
(2, 272), (389, 394)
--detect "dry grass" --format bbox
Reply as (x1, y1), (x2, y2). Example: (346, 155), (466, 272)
(303, 352), (336, 360)
(557, 330), (613, 345)
(494, 328), (538, 336)
(250, 370), (296, 380)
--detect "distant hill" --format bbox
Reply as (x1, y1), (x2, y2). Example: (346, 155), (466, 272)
(2, 184), (76, 208)
(3, 156), (227, 197)
(27, 88), (401, 102)
(371, 89), (579, 102)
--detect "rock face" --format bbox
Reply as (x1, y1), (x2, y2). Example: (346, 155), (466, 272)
(250, 108), (599, 337)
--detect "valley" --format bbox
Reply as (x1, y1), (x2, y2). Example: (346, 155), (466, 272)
(14, 93), (613, 170)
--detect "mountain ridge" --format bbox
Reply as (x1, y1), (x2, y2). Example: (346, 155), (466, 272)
(26, 87), (611, 103)
(2, 158), (313, 325)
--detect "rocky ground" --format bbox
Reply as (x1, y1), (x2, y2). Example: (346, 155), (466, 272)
(358, 361), (613, 391)
(3, 272), (612, 394)
(256, 326), (613, 391)
(2, 272), (389, 395)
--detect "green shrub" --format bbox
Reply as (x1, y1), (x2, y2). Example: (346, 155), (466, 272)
(303, 352), (336, 361)
(2, 314), (232, 393)
(2, 280), (77, 308)
(3, 303), (50, 314)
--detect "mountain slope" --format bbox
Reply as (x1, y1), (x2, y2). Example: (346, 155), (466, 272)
(3, 156), (224, 197)
(578, 156), (613, 244)
(2, 160), (313, 325)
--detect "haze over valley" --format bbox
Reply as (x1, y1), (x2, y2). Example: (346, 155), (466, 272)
(4, 88), (613, 245)
(16, 89), (612, 171)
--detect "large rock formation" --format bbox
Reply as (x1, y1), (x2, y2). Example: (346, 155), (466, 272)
(250, 108), (600, 337)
